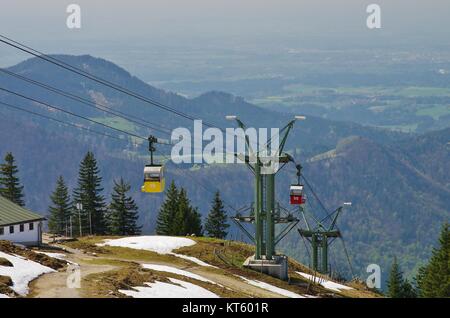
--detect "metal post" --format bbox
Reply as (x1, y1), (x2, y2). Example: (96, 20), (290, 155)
(312, 234), (318, 271)
(266, 173), (275, 260)
(76, 203), (83, 237)
(322, 234), (328, 273)
(78, 208), (82, 237)
(254, 163), (262, 259)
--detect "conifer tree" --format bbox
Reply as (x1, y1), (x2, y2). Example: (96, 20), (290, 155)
(174, 188), (203, 236)
(387, 257), (417, 298)
(156, 181), (179, 235)
(0, 152), (25, 206)
(48, 176), (72, 235)
(205, 191), (229, 239)
(156, 183), (202, 236)
(416, 223), (450, 297)
(401, 280), (417, 298)
(107, 178), (141, 235)
(186, 207), (203, 237)
(72, 152), (107, 235)
(387, 257), (404, 298)
(173, 188), (191, 235)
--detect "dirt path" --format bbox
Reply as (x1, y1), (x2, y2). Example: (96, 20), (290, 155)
(29, 244), (295, 298)
(28, 245), (117, 298)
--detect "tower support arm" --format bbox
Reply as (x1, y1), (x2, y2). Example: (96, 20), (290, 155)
(231, 218), (255, 244)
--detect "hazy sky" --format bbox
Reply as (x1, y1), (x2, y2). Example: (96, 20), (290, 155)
(2, 1), (449, 40)
(1, 0), (449, 67)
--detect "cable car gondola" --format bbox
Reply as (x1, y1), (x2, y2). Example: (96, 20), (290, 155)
(290, 164), (305, 205)
(141, 136), (166, 193)
(290, 184), (305, 205)
(142, 164), (165, 193)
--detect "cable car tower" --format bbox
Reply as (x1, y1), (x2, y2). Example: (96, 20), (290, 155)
(296, 181), (352, 274)
(227, 115), (305, 280)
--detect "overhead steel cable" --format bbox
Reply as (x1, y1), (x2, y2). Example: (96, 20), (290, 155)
(0, 34), (263, 149)
(0, 35), (219, 128)
(2, 34), (295, 160)
(155, 149), (240, 214)
(0, 86), (147, 141)
(339, 235), (355, 278)
(0, 68), (171, 136)
(0, 101), (128, 142)
(301, 174), (332, 218)
(0, 34), (301, 231)
(0, 84), (239, 212)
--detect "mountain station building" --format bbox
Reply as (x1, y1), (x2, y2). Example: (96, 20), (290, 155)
(0, 196), (45, 246)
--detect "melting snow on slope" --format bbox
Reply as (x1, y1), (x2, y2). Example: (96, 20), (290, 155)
(170, 253), (216, 267)
(296, 272), (354, 292)
(99, 236), (195, 254)
(99, 236), (215, 267)
(34, 251), (78, 265)
(236, 275), (305, 298)
(0, 251), (55, 295)
(119, 278), (219, 298)
(142, 264), (217, 284)
(35, 251), (67, 260)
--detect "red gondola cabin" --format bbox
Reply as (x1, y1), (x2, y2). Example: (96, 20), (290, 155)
(290, 185), (305, 205)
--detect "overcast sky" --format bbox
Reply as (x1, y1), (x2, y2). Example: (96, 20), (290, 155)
(1, 0), (449, 66)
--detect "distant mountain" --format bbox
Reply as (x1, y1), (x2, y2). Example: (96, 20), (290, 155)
(0, 55), (448, 285)
(0, 55), (406, 158)
(283, 132), (449, 281)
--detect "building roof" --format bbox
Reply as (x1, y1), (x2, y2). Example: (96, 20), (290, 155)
(0, 196), (45, 226)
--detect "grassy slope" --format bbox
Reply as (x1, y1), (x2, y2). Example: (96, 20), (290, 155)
(61, 236), (379, 298)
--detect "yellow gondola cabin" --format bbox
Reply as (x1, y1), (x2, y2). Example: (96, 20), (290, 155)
(141, 165), (165, 193)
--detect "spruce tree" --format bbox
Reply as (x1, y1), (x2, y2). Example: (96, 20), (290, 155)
(387, 257), (404, 298)
(48, 176), (72, 235)
(205, 191), (229, 239)
(107, 178), (141, 235)
(186, 207), (203, 237)
(387, 257), (417, 298)
(0, 152), (25, 206)
(72, 152), (107, 235)
(156, 181), (179, 235)
(173, 187), (202, 236)
(416, 223), (450, 297)
(173, 188), (191, 235)
(401, 280), (417, 298)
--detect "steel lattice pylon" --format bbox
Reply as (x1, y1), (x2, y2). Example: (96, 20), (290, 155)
(228, 116), (303, 261)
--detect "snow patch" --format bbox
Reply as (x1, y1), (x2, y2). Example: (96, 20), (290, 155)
(0, 294), (10, 298)
(119, 278), (219, 298)
(99, 236), (196, 254)
(142, 264), (217, 284)
(35, 251), (66, 260)
(296, 272), (354, 292)
(0, 251), (55, 295)
(99, 236), (215, 267)
(170, 253), (216, 268)
(34, 251), (78, 265)
(236, 275), (305, 298)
